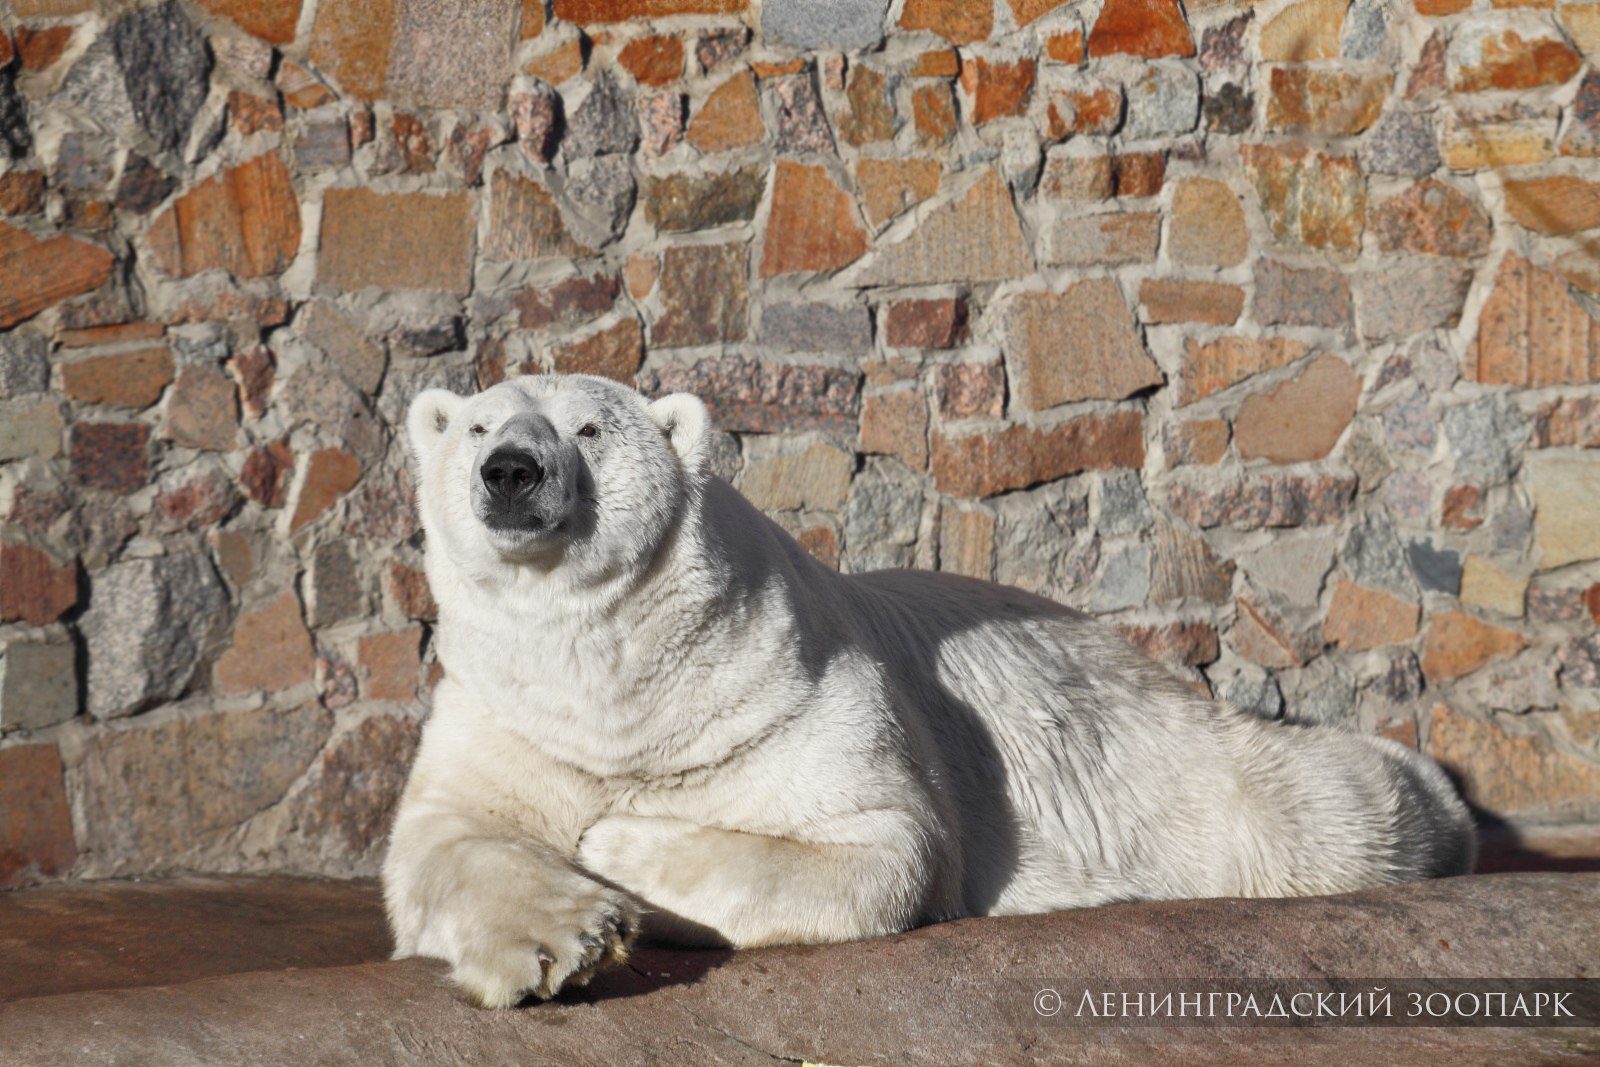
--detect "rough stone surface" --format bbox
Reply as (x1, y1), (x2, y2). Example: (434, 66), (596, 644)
(856, 170), (1032, 286)
(0, 745), (76, 889)
(1527, 456), (1600, 568)
(1234, 355), (1360, 466)
(1005, 282), (1162, 410)
(653, 243), (748, 347)
(763, 0), (888, 51)
(109, 2), (213, 155)
(80, 555), (228, 719)
(320, 189), (472, 293)
(0, 638), (78, 732)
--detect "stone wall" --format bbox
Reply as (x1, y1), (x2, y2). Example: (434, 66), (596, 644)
(1, 0), (1598, 889)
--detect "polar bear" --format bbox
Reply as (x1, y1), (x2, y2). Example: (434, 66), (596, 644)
(383, 373), (1476, 1008)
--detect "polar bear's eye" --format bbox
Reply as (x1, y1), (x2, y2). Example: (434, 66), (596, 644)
(468, 424), (486, 437)
(577, 424), (600, 439)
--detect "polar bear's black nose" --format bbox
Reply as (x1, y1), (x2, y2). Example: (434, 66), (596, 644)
(482, 447), (545, 501)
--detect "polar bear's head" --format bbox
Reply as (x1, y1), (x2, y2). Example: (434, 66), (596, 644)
(406, 375), (709, 585)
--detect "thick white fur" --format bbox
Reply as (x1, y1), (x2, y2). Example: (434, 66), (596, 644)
(384, 374), (1476, 1008)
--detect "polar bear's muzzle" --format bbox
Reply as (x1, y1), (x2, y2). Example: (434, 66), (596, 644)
(472, 412), (579, 542)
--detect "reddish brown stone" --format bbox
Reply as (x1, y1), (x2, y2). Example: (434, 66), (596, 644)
(513, 272), (620, 331)
(146, 154), (301, 281)
(1453, 29), (1582, 93)
(910, 48), (961, 77)
(1088, 0), (1194, 58)
(1138, 279), (1243, 325)
(1234, 355), (1360, 465)
(1441, 484), (1484, 530)
(931, 411), (1144, 498)
(164, 365), (240, 452)
(687, 70), (762, 153)
(214, 591), (315, 695)
(1502, 176), (1600, 236)
(1178, 336), (1309, 406)
(935, 361), (1005, 420)
(856, 157), (942, 229)
(1535, 396), (1600, 449)
(321, 188), (474, 292)
(1006, 282), (1162, 410)
(1164, 418), (1230, 467)
(1045, 84), (1123, 138)
(195, 0), (303, 44)
(899, 0), (992, 43)
(959, 56), (1036, 125)
(654, 243), (748, 347)
(304, 714), (422, 852)
(153, 471), (239, 534)
(525, 37), (586, 84)
(387, 560), (437, 621)
(56, 322), (163, 348)
(1240, 143), (1365, 257)
(0, 544), (77, 626)
(550, 317), (644, 383)
(1421, 611), (1529, 683)
(1169, 178), (1247, 267)
(69, 423), (149, 495)
(641, 357), (858, 434)
(1009, 0), (1066, 25)
(227, 346), (276, 420)
(1233, 597), (1313, 669)
(16, 25), (72, 70)
(1167, 472), (1356, 528)
(385, 113), (434, 174)
(618, 34), (683, 87)
(1416, 0), (1471, 12)
(1117, 622), (1220, 668)
(1045, 28), (1087, 64)
(306, 0), (395, 100)
(359, 627), (423, 702)
(884, 297), (968, 349)
(241, 440), (294, 508)
(60, 348), (174, 409)
(1466, 254), (1600, 387)
(912, 83), (958, 147)
(1266, 68), (1390, 135)
(1370, 180), (1493, 258)
(289, 448), (361, 532)
(554, 0), (744, 21)
(761, 161), (868, 277)
(0, 744), (77, 889)
(839, 66), (897, 145)
(0, 224), (116, 330)
(1113, 152), (1166, 197)
(0, 171), (47, 217)
(1323, 580), (1421, 651)
(860, 390), (930, 472)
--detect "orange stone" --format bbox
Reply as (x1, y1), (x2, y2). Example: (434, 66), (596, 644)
(15, 25), (72, 71)
(1466, 254), (1600, 387)
(320, 187), (474, 292)
(1005, 281), (1162, 409)
(1044, 29), (1086, 65)
(1009, 0), (1066, 25)
(60, 347), (174, 409)
(1415, 0), (1471, 13)
(308, 0), (397, 100)
(551, 317), (644, 383)
(899, 0), (993, 43)
(1164, 418), (1230, 467)
(1421, 611), (1529, 682)
(838, 66), (897, 145)
(1088, 0), (1194, 59)
(1169, 178), (1247, 267)
(910, 49), (961, 78)
(526, 36), (587, 83)
(856, 157), (942, 228)
(1322, 580), (1421, 651)
(1045, 84), (1122, 137)
(1260, 0), (1346, 60)
(1240, 142), (1366, 257)
(1502, 176), (1600, 235)
(1453, 29), (1582, 92)
(860, 389), (930, 471)
(760, 161), (868, 277)
(0, 224), (115, 330)
(193, 0), (303, 44)
(1138, 278), (1244, 325)
(553, 0), (745, 21)
(289, 448), (362, 532)
(912, 83), (959, 146)
(520, 0), (545, 38)
(1178, 335), (1309, 406)
(1234, 354), (1360, 465)
(146, 153), (301, 281)
(931, 411), (1145, 498)
(618, 34), (683, 87)
(959, 56), (1036, 125)
(687, 70), (763, 153)
(214, 591), (315, 694)
(1266, 68), (1391, 136)
(359, 628), (424, 702)
(1429, 705), (1600, 820)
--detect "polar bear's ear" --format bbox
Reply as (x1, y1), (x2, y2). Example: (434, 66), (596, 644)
(406, 389), (465, 461)
(647, 393), (710, 474)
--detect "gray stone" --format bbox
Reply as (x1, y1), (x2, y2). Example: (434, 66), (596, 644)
(1122, 64), (1199, 141)
(0, 399), (64, 461)
(1381, 387), (1436, 455)
(563, 74), (638, 160)
(109, 1), (213, 156)
(1406, 539), (1462, 594)
(57, 134), (116, 192)
(1341, 0), (1393, 61)
(0, 70), (29, 160)
(1289, 664), (1356, 726)
(1341, 512), (1417, 595)
(1239, 536), (1335, 606)
(770, 71), (835, 155)
(762, 0), (888, 51)
(1345, 421), (1394, 489)
(1491, 505), (1533, 555)
(1383, 470), (1430, 525)
(298, 303), (387, 396)
(1373, 653), (1424, 703)
(0, 335), (50, 399)
(1253, 258), (1353, 330)
(511, 79), (561, 163)
(1095, 471), (1153, 537)
(1224, 667), (1282, 720)
(1355, 262), (1473, 343)
(1203, 81), (1253, 134)
(80, 555), (229, 719)
(1459, 655), (1559, 711)
(383, 0), (518, 110)
(1363, 109), (1440, 178)
(1558, 634), (1600, 689)
(564, 155), (636, 241)
(0, 637), (78, 732)
(294, 122), (352, 170)
(759, 304), (873, 353)
(1088, 543), (1150, 614)
(1443, 396), (1526, 486)
(995, 481), (1088, 596)
(1405, 334), (1461, 394)
(309, 543), (363, 629)
(58, 39), (138, 141)
(1001, 128), (1043, 195)
(844, 458), (921, 573)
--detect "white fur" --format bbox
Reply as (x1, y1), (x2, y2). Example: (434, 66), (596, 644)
(384, 374), (1476, 1007)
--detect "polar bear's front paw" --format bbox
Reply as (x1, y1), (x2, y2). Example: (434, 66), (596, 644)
(442, 882), (639, 1009)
